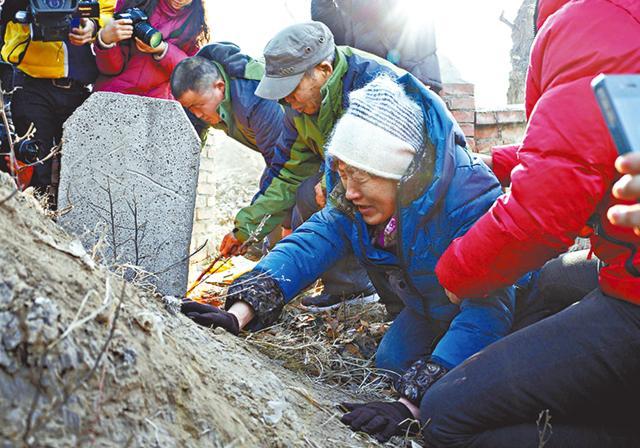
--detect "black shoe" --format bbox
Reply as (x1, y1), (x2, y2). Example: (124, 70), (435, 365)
(301, 287), (379, 312)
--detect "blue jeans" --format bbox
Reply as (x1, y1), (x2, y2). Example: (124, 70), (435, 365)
(291, 173), (372, 296)
(375, 305), (448, 373)
(421, 289), (640, 448)
(375, 250), (600, 375)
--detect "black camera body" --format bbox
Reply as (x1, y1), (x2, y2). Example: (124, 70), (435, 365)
(0, 125), (40, 164)
(15, 0), (100, 42)
(113, 7), (163, 48)
(0, 63), (41, 165)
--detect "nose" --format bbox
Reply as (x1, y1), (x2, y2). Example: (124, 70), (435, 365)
(344, 181), (361, 201)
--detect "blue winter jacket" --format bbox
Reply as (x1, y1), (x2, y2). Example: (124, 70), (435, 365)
(197, 43), (295, 190)
(233, 46), (401, 242)
(254, 74), (515, 369)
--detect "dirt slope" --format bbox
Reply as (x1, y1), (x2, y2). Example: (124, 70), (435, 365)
(0, 171), (379, 447)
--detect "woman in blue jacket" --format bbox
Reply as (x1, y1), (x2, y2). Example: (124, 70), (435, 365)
(182, 74), (514, 441)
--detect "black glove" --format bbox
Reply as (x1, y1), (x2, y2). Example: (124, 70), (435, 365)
(225, 271), (285, 331)
(394, 359), (448, 405)
(181, 300), (240, 335)
(340, 401), (416, 443)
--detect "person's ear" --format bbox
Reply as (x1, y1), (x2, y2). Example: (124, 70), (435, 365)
(317, 61), (333, 80)
(213, 79), (225, 96)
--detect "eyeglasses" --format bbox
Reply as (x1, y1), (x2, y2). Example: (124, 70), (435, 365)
(337, 162), (372, 186)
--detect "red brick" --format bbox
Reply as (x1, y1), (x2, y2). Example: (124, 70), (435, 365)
(443, 83), (475, 96)
(452, 110), (475, 123)
(475, 110), (497, 125)
(458, 122), (475, 137)
(475, 124), (500, 139)
(475, 137), (503, 153)
(446, 95), (476, 111)
(495, 108), (526, 124)
(500, 123), (526, 142)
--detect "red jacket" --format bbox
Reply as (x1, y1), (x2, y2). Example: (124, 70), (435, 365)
(93, 0), (199, 99)
(436, 0), (640, 304)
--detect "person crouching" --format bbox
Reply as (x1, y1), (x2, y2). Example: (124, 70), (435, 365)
(182, 75), (516, 442)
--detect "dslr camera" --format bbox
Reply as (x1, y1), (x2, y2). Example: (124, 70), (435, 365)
(113, 7), (163, 48)
(14, 0), (100, 42)
(0, 63), (41, 165)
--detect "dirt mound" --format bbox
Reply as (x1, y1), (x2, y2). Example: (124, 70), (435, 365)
(0, 172), (388, 447)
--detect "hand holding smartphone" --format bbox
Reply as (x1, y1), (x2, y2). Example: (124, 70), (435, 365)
(595, 74), (640, 231)
(592, 74), (640, 155)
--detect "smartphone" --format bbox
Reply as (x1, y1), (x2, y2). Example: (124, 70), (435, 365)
(592, 74), (640, 155)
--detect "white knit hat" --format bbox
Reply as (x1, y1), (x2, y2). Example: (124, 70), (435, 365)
(327, 76), (425, 180)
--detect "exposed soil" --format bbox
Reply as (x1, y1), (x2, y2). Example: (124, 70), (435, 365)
(0, 133), (407, 447)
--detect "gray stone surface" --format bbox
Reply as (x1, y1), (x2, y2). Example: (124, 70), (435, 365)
(58, 92), (201, 296)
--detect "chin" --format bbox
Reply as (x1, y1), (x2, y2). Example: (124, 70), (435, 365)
(361, 215), (382, 226)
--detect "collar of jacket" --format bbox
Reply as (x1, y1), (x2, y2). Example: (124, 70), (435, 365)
(331, 73), (459, 266)
(212, 61), (234, 131)
(316, 46), (350, 139)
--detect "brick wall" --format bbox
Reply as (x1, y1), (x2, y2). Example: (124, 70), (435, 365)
(440, 83), (527, 154)
(190, 132), (218, 268)
(474, 105), (527, 153)
(441, 83), (476, 151)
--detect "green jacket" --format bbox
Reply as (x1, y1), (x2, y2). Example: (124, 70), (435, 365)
(233, 46), (402, 242)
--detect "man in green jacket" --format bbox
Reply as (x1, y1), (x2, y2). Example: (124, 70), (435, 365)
(219, 21), (404, 310)
(171, 42), (293, 193)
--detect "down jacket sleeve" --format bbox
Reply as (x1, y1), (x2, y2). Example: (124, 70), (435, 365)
(252, 205), (352, 301)
(233, 113), (323, 242)
(491, 144), (519, 187)
(435, 0), (637, 298)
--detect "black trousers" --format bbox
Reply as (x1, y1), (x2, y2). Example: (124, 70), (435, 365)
(421, 287), (640, 448)
(10, 75), (89, 205)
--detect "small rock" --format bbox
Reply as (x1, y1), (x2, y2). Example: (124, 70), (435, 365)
(0, 344), (16, 373)
(25, 297), (60, 344)
(134, 311), (165, 344)
(0, 312), (21, 350)
(162, 296), (182, 316)
(263, 400), (288, 426)
(0, 281), (13, 308)
(121, 347), (137, 366)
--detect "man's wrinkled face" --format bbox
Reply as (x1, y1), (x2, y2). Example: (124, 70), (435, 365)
(178, 81), (225, 126)
(338, 160), (398, 226)
(284, 62), (333, 115)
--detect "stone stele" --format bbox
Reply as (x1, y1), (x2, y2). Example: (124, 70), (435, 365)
(58, 92), (201, 296)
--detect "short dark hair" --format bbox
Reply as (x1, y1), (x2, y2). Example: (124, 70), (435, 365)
(171, 56), (223, 99)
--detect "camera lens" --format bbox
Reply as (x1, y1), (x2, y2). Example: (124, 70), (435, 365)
(17, 140), (39, 164)
(134, 22), (163, 48)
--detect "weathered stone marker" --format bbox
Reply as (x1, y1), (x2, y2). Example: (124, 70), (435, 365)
(58, 92), (201, 296)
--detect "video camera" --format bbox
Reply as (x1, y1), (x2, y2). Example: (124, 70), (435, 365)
(14, 0), (100, 42)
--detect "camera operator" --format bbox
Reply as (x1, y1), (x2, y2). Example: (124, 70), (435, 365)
(93, 0), (208, 99)
(0, 0), (115, 208)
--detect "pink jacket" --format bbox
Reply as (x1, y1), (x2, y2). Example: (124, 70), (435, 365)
(94, 0), (199, 99)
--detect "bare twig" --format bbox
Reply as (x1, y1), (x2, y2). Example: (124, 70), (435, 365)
(187, 214), (271, 297)
(499, 10), (514, 29)
(537, 409), (553, 448)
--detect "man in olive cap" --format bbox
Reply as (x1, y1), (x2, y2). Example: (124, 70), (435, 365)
(219, 21), (407, 311)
